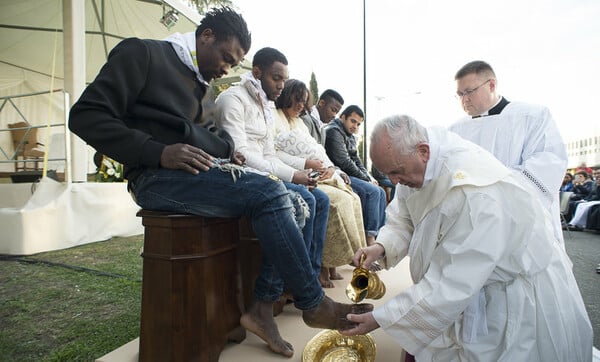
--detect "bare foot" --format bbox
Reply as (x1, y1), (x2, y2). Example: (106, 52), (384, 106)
(329, 267), (343, 280)
(240, 300), (294, 357)
(319, 267), (334, 288)
(302, 296), (373, 330)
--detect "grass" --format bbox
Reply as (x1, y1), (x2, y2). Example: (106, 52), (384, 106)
(0, 235), (144, 362)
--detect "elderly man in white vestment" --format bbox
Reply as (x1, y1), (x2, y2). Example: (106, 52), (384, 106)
(342, 115), (592, 361)
(449, 60), (567, 249)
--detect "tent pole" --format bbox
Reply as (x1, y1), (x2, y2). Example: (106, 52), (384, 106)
(63, 0), (87, 182)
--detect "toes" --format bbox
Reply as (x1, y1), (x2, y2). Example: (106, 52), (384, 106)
(268, 343), (294, 358)
(284, 340), (294, 352)
(319, 278), (334, 288)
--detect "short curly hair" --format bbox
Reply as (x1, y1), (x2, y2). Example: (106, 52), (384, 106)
(196, 6), (251, 53)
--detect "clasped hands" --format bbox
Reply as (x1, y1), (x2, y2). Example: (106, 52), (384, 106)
(160, 143), (245, 174)
(291, 159), (336, 188)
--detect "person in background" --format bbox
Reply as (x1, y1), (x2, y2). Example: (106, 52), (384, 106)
(325, 105), (387, 246)
(564, 169), (599, 224)
(342, 114), (592, 361)
(449, 60), (567, 250)
(576, 162), (593, 175)
(572, 170), (595, 196)
(567, 172), (600, 231)
(560, 172), (574, 192)
(68, 8), (371, 359)
(301, 89), (345, 145)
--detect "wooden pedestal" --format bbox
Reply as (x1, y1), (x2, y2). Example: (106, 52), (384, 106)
(137, 211), (247, 362)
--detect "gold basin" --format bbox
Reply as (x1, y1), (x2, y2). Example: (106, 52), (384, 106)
(302, 329), (376, 362)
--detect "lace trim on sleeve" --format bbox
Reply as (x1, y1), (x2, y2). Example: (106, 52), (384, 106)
(521, 168), (549, 196)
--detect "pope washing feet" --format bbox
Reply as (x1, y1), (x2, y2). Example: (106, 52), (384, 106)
(241, 296), (373, 357)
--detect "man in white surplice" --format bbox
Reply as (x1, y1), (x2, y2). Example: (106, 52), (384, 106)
(449, 60), (567, 249)
(342, 115), (592, 361)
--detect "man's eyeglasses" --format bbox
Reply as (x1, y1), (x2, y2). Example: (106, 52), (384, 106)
(455, 79), (491, 99)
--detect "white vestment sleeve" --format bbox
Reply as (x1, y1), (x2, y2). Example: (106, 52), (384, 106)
(513, 106), (567, 204)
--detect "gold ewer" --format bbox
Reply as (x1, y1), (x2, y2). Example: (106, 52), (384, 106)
(345, 254), (386, 303)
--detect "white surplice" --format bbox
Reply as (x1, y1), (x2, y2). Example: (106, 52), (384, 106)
(449, 101), (567, 248)
(373, 127), (592, 361)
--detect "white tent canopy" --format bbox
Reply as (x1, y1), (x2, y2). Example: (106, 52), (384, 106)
(0, 0), (202, 255)
(0, 0), (201, 175)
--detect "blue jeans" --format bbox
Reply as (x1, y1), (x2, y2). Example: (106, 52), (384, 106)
(349, 176), (386, 237)
(129, 167), (325, 310)
(284, 183), (329, 278)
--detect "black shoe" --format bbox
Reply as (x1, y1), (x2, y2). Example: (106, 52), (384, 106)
(568, 224), (583, 231)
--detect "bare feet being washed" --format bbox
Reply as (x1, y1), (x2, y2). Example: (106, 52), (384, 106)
(302, 295), (373, 330)
(240, 301), (294, 357)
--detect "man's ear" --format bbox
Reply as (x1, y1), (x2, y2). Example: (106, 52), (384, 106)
(489, 78), (497, 93)
(251, 65), (261, 79)
(416, 143), (430, 162)
(198, 28), (214, 44)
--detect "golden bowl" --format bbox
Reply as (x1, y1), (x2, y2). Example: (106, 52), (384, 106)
(302, 329), (376, 362)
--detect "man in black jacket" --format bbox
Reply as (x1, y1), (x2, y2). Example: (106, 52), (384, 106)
(68, 6), (371, 358)
(324, 105), (386, 246)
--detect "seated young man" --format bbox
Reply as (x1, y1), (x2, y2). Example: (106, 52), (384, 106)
(301, 88), (345, 145)
(324, 105), (387, 246)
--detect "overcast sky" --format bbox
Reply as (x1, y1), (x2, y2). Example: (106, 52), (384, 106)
(234, 0), (600, 143)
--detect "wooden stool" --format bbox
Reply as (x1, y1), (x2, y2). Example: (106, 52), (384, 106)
(137, 210), (248, 362)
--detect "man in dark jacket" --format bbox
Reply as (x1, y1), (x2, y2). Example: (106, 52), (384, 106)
(324, 105), (386, 245)
(68, 6), (371, 358)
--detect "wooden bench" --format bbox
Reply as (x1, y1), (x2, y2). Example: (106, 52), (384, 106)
(137, 210), (260, 362)
(136, 211), (290, 362)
